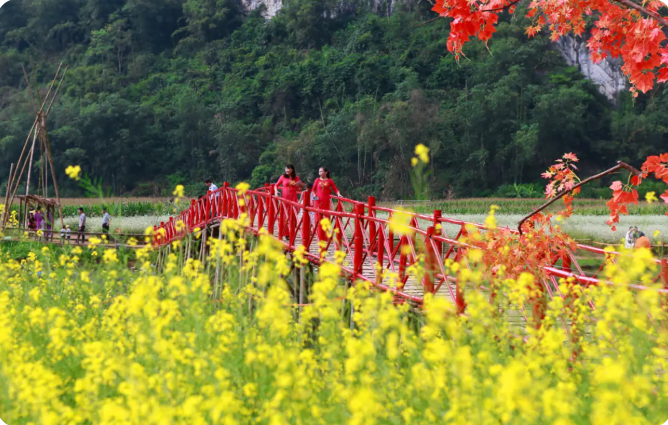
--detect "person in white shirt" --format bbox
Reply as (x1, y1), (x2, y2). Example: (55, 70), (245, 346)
(102, 208), (112, 234)
(78, 207), (86, 244)
(205, 178), (218, 195)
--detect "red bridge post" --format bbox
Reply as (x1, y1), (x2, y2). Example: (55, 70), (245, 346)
(398, 235), (408, 289)
(302, 189), (311, 251)
(433, 210), (442, 255)
(223, 182), (230, 218)
(376, 226), (385, 286)
(267, 186), (276, 236)
(354, 203), (364, 276)
(424, 227), (436, 295)
(368, 197), (376, 251)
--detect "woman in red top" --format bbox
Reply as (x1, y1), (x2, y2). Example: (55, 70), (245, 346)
(274, 164), (304, 202)
(313, 167), (342, 241)
(313, 167), (342, 210)
(274, 164), (305, 241)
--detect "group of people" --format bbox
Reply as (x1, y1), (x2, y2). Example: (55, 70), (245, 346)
(625, 226), (652, 250)
(204, 165), (342, 210)
(204, 165), (342, 239)
(57, 207), (112, 244)
(26, 206), (52, 239)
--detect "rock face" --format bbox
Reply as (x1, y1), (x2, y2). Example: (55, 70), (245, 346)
(553, 35), (627, 100)
(242, 0), (400, 18)
(244, 0), (283, 17)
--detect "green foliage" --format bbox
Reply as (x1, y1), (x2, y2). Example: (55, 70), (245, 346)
(0, 1), (665, 201)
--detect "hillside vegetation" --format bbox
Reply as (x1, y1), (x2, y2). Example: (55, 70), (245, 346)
(1, 0), (667, 199)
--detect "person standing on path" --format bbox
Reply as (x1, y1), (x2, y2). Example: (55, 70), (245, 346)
(102, 208), (112, 234)
(34, 207), (44, 236)
(78, 207), (86, 244)
(634, 231), (652, 250)
(274, 164), (305, 241)
(313, 167), (342, 241)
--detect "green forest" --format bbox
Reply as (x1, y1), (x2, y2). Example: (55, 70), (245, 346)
(0, 0), (667, 200)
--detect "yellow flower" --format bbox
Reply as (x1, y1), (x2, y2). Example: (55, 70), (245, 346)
(172, 184), (185, 198)
(236, 182), (250, 196)
(646, 191), (658, 203)
(65, 165), (81, 181)
(414, 144), (430, 163)
(388, 209), (414, 237)
(411, 157), (419, 167)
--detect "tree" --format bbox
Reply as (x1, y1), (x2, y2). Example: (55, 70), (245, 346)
(430, 0), (668, 93)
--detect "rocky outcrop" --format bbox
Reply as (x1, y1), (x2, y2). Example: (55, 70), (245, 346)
(243, 0), (284, 17)
(553, 36), (627, 100)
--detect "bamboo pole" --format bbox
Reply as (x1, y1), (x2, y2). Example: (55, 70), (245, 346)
(25, 124), (39, 198)
(3, 62), (64, 228)
(2, 163), (14, 225)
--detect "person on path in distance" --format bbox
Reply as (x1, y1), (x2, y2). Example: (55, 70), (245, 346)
(274, 164), (305, 241)
(102, 208), (112, 234)
(634, 230), (652, 250)
(625, 226), (638, 249)
(34, 207), (44, 236)
(78, 207), (86, 244)
(313, 167), (342, 240)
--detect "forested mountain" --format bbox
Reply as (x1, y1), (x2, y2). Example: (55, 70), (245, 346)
(0, 0), (666, 199)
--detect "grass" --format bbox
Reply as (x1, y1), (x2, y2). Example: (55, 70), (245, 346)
(385, 198), (668, 216)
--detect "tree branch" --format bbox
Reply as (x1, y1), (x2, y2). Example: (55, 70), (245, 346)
(480, 0), (522, 13)
(517, 161), (642, 234)
(611, 0), (668, 27)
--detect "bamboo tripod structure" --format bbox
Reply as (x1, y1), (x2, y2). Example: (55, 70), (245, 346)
(2, 62), (68, 230)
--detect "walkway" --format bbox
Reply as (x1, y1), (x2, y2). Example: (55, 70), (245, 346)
(154, 184), (668, 316)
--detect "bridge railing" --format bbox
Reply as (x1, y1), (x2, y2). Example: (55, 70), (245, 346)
(153, 184), (668, 312)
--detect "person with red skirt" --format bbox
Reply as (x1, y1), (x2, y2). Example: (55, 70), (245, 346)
(313, 167), (342, 241)
(274, 164), (305, 241)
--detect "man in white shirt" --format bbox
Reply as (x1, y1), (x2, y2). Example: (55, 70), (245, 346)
(102, 208), (112, 234)
(205, 178), (218, 194)
(78, 207), (86, 244)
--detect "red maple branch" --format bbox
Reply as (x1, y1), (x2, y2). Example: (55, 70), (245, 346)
(611, 0), (668, 27)
(518, 161), (642, 234)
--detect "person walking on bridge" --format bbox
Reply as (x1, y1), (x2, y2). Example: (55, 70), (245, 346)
(274, 164), (305, 241)
(313, 167), (342, 241)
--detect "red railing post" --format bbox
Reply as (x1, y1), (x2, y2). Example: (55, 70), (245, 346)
(268, 187), (276, 236)
(189, 200), (196, 230)
(433, 210), (442, 255)
(368, 196), (376, 251)
(279, 200), (286, 240)
(302, 189), (311, 250)
(388, 222), (394, 256)
(398, 235), (408, 289)
(258, 193), (265, 229)
(288, 202), (296, 246)
(354, 204), (364, 276)
(661, 258), (668, 288)
(376, 226), (385, 285)
(423, 227), (436, 294)
(223, 182), (230, 218)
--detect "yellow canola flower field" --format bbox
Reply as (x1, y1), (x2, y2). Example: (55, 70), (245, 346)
(0, 217), (667, 425)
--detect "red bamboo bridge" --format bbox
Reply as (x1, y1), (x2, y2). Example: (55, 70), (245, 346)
(153, 184), (668, 323)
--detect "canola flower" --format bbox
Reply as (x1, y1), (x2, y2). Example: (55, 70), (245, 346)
(65, 165), (82, 181)
(0, 215), (666, 425)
